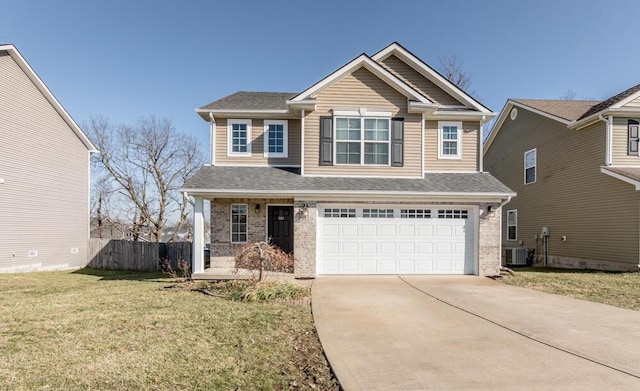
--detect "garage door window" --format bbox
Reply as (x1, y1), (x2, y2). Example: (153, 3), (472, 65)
(324, 208), (356, 218)
(438, 209), (468, 219)
(401, 209), (431, 218)
(362, 208), (394, 218)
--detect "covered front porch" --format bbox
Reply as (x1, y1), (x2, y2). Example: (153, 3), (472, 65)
(189, 196), (315, 278)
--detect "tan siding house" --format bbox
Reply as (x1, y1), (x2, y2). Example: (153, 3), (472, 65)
(484, 85), (640, 271)
(183, 42), (513, 279)
(0, 45), (96, 272)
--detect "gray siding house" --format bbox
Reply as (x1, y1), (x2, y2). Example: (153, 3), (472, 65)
(181, 42), (514, 278)
(484, 84), (640, 271)
(0, 44), (96, 272)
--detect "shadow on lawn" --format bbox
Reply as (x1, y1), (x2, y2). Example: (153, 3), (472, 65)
(72, 267), (168, 282)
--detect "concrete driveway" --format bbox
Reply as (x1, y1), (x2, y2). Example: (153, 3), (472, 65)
(312, 276), (640, 390)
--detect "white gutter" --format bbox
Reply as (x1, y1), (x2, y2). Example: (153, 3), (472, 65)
(599, 114), (612, 166)
(301, 109), (306, 176)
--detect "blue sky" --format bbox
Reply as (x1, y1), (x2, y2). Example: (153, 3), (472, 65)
(3, 0), (640, 155)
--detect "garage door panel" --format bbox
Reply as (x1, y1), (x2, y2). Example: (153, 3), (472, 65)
(360, 259), (377, 273)
(398, 242), (415, 254)
(318, 206), (475, 275)
(360, 224), (377, 236)
(360, 242), (378, 255)
(398, 225), (416, 237)
(342, 224), (359, 236)
(380, 242), (397, 254)
(380, 225), (397, 236)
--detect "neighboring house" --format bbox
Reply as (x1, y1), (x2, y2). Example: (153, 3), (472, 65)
(484, 84), (640, 271)
(181, 42), (514, 278)
(0, 44), (96, 272)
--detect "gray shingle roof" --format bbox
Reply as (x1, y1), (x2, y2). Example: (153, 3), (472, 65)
(512, 99), (601, 122)
(578, 83), (640, 120)
(199, 91), (298, 111)
(181, 166), (514, 196)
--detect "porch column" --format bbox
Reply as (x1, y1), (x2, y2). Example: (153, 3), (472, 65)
(192, 196), (205, 274)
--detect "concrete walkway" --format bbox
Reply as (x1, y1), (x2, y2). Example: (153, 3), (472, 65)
(312, 276), (640, 390)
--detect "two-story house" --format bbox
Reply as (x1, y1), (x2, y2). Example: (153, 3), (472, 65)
(0, 44), (96, 272)
(484, 84), (640, 271)
(181, 42), (514, 278)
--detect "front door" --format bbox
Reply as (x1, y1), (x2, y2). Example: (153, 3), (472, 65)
(267, 205), (294, 254)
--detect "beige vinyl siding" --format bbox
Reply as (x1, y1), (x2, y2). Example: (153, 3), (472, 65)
(623, 96), (640, 108)
(611, 117), (640, 165)
(424, 120), (479, 171)
(0, 52), (89, 271)
(214, 118), (301, 166)
(484, 107), (639, 269)
(379, 55), (463, 106)
(304, 67), (422, 177)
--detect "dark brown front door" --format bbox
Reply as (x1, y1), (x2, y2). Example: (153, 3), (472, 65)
(268, 206), (294, 254)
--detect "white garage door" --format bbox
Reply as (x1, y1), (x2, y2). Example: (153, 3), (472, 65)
(318, 206), (475, 275)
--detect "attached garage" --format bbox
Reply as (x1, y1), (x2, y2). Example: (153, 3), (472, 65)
(317, 205), (477, 275)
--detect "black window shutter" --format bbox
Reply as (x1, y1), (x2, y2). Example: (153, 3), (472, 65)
(629, 120), (639, 156)
(319, 116), (333, 165)
(391, 117), (404, 167)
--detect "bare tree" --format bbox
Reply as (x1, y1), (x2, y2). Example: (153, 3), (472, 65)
(87, 115), (204, 242)
(559, 89), (578, 100)
(90, 175), (114, 239)
(439, 54), (473, 91)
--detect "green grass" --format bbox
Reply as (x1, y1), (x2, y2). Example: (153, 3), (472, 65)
(501, 267), (640, 311)
(0, 269), (338, 390)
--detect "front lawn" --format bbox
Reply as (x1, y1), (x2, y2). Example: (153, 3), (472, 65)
(501, 267), (640, 311)
(0, 269), (338, 390)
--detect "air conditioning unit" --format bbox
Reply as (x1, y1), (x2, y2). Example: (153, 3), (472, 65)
(506, 248), (528, 266)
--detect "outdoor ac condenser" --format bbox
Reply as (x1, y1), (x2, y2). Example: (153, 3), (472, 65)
(506, 248), (528, 266)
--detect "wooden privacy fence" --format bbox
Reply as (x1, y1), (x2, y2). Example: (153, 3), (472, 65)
(88, 239), (192, 271)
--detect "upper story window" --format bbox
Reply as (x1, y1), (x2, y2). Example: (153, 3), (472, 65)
(628, 120), (639, 156)
(524, 148), (536, 184)
(335, 116), (390, 165)
(263, 120), (288, 158)
(438, 121), (462, 159)
(227, 119), (252, 157)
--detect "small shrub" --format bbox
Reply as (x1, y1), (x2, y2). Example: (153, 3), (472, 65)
(234, 241), (294, 281)
(236, 281), (309, 302)
(160, 257), (191, 281)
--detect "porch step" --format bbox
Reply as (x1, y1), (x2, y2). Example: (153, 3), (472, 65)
(210, 256), (236, 269)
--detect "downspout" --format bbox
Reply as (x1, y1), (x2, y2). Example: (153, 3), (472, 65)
(598, 114), (612, 166)
(209, 113), (216, 165)
(301, 109), (305, 176)
(496, 195), (515, 275)
(421, 112), (425, 177)
(479, 115), (486, 172)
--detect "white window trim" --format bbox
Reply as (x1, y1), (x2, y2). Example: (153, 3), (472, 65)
(524, 148), (536, 184)
(227, 119), (252, 157)
(507, 209), (517, 241)
(333, 116), (391, 166)
(230, 203), (248, 243)
(263, 120), (288, 158)
(438, 121), (462, 159)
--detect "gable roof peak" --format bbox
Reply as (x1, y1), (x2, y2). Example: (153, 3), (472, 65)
(371, 42), (492, 114)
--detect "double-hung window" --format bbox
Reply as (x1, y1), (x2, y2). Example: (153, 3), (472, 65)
(524, 149), (536, 184)
(230, 204), (248, 243)
(335, 117), (390, 165)
(438, 121), (462, 159)
(507, 210), (517, 241)
(628, 120), (639, 156)
(263, 120), (288, 158)
(227, 119), (251, 156)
